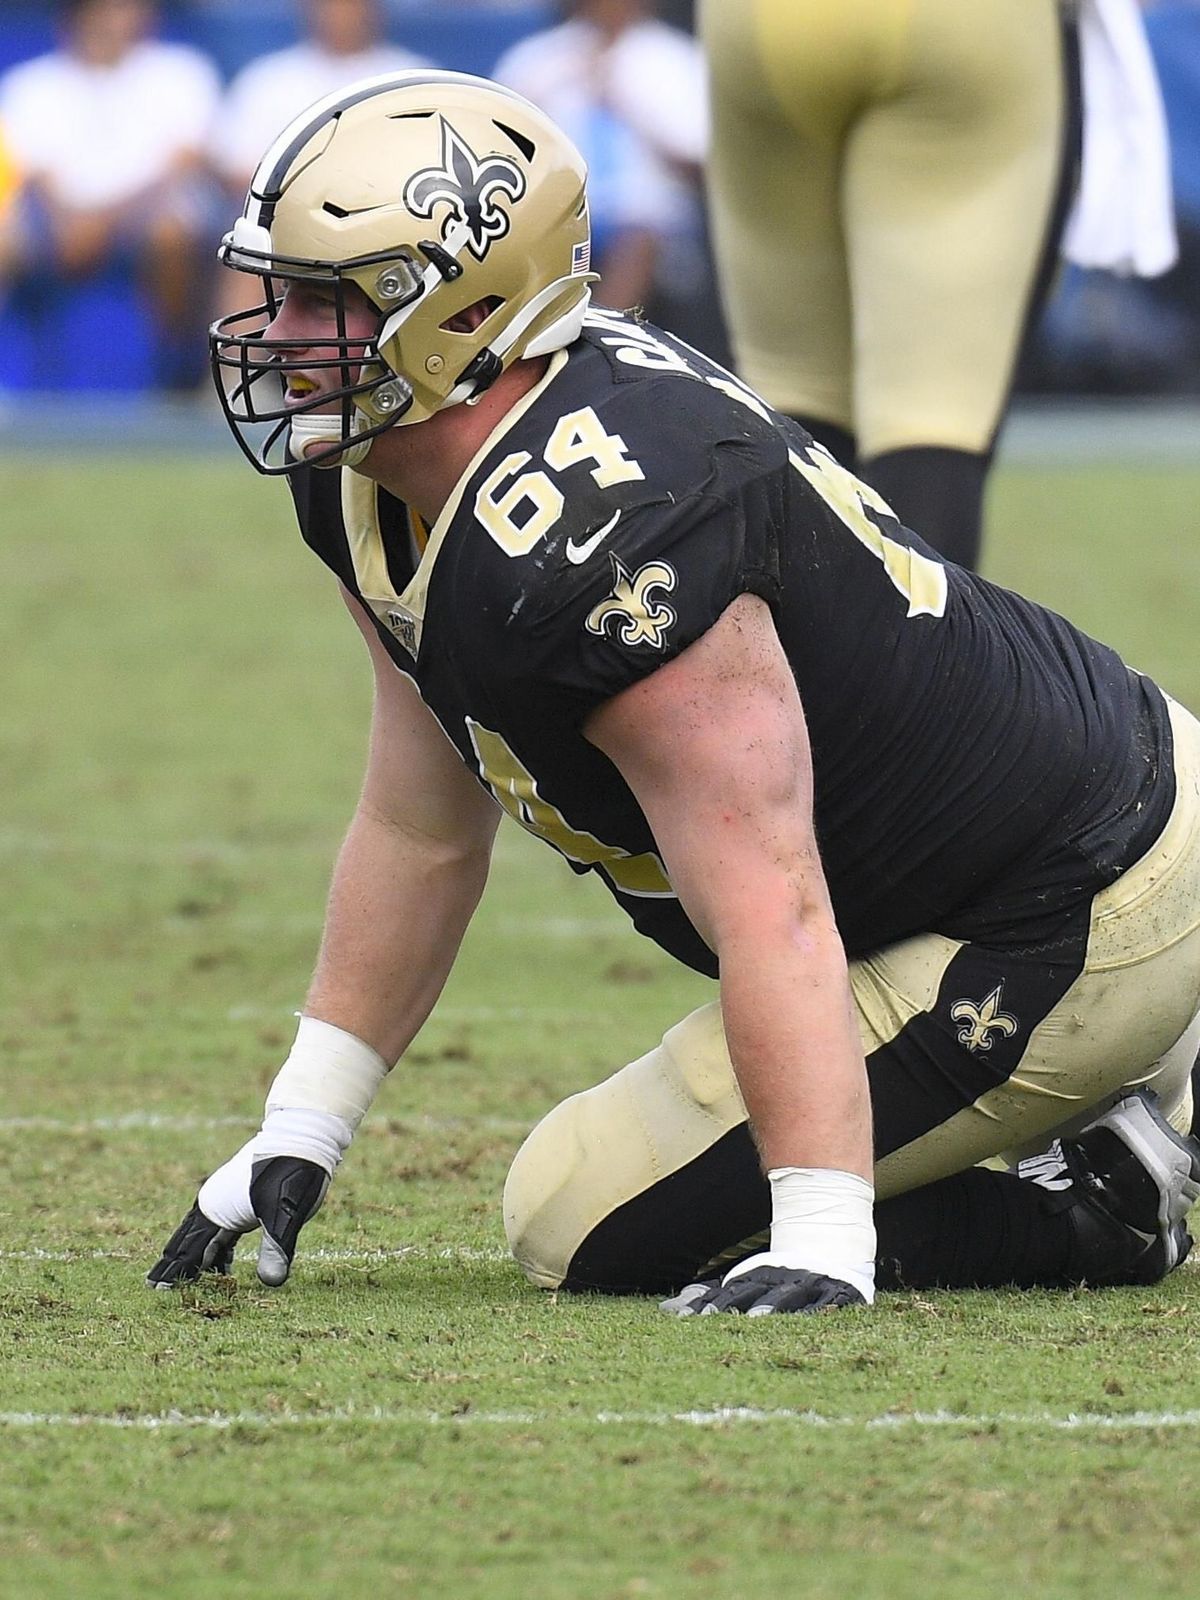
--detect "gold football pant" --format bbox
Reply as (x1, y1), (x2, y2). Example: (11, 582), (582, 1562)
(698, 0), (1066, 457)
(505, 700), (1200, 1292)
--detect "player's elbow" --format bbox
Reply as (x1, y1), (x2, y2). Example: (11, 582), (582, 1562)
(701, 868), (839, 965)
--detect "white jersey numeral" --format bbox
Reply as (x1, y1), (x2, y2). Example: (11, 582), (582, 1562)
(476, 407), (644, 557)
(481, 318), (947, 622)
(475, 451), (564, 557)
(698, 362), (947, 620)
(544, 407), (645, 489)
(789, 445), (947, 620)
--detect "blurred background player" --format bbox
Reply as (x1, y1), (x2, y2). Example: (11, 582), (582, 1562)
(0, 0), (221, 389)
(698, 0), (1177, 572)
(493, 0), (713, 340)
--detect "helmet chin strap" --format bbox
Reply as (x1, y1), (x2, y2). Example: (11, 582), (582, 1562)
(287, 408), (377, 468)
(441, 279), (592, 408)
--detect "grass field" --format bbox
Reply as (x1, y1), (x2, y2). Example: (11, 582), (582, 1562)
(2, 451), (1199, 1599)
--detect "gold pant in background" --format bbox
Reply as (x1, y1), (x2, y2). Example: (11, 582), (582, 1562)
(699, 0), (1066, 458)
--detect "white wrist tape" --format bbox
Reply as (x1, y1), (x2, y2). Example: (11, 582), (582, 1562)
(265, 1015), (389, 1123)
(197, 1137), (259, 1232)
(766, 1166), (877, 1304)
(255, 1016), (389, 1177)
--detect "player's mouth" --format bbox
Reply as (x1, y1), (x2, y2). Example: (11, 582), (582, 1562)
(284, 374), (321, 407)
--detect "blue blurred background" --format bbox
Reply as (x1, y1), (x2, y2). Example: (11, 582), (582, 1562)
(0, 0), (1197, 401)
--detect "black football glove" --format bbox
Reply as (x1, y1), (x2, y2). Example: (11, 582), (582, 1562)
(660, 1264), (866, 1317)
(147, 1139), (329, 1289)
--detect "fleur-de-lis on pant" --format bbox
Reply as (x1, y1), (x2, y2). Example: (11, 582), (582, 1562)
(950, 984), (1019, 1052)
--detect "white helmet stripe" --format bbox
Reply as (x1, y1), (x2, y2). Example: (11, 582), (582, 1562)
(246, 69), (548, 228)
(374, 219), (473, 351)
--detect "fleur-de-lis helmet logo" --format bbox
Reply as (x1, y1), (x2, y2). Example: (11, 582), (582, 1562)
(403, 116), (527, 262)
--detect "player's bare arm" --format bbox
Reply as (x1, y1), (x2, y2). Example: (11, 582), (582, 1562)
(305, 587), (501, 1063)
(584, 592), (869, 1176)
(149, 586), (499, 1289)
(584, 592), (876, 1311)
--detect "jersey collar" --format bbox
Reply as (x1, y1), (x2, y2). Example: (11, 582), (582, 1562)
(343, 347), (570, 659)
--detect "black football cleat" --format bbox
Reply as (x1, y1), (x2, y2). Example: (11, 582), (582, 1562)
(1022, 1088), (1200, 1286)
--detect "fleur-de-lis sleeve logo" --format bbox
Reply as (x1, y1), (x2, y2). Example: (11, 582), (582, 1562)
(403, 117), (527, 262)
(585, 556), (678, 649)
(949, 984), (1019, 1053)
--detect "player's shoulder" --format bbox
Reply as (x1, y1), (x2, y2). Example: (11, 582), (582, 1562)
(437, 322), (791, 681)
(543, 310), (791, 499)
(224, 42), (310, 99)
(453, 316), (787, 586)
(129, 39), (220, 95)
(0, 49), (69, 106)
(493, 20), (583, 84)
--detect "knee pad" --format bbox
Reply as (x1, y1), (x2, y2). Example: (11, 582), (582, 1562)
(1145, 1003), (1200, 1137)
(503, 1002), (744, 1288)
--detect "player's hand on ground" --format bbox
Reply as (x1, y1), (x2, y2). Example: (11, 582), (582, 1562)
(663, 1171), (877, 1315)
(660, 1261), (866, 1317)
(146, 1137), (329, 1289)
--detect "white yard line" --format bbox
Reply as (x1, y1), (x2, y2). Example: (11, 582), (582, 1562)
(0, 1245), (510, 1264)
(0, 829), (309, 863)
(222, 1002), (568, 1024)
(5, 1242), (1192, 1283)
(2, 1405), (1200, 1432)
(0, 1114), (257, 1133)
(0, 1111), (532, 1134)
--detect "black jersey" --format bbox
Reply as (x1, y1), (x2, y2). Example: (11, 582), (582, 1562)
(290, 310), (1174, 977)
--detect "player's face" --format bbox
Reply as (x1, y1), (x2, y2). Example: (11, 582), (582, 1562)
(73, 0), (154, 68)
(263, 278), (380, 413)
(305, 0), (379, 55)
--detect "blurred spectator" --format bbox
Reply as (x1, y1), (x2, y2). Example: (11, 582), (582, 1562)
(212, 0), (433, 197)
(0, 0), (222, 389)
(0, 121), (18, 266)
(210, 0), (432, 324)
(493, 0), (712, 336)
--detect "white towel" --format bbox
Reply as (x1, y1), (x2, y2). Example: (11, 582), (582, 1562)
(1062, 0), (1178, 277)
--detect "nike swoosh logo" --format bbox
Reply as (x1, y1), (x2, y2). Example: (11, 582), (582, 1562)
(565, 508), (622, 565)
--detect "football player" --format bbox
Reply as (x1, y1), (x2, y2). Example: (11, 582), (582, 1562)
(151, 72), (1200, 1313)
(698, 0), (1078, 572)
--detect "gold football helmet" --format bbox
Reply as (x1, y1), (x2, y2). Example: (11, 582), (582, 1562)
(212, 70), (595, 473)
